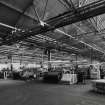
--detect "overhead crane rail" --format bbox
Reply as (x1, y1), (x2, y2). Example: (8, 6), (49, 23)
(29, 0), (105, 36)
(0, 0), (105, 62)
(44, 0), (105, 29)
(2, 0), (105, 44)
(1, 0), (105, 56)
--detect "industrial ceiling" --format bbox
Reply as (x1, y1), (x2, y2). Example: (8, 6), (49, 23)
(0, 0), (105, 64)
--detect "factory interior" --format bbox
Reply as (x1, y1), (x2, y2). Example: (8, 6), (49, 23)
(0, 0), (105, 105)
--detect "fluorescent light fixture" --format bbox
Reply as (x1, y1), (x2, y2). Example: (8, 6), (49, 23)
(73, 60), (87, 63)
(43, 21), (104, 54)
(44, 60), (70, 63)
(0, 22), (21, 31)
(56, 29), (105, 54)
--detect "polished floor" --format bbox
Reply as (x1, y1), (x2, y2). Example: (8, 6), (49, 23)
(0, 79), (105, 105)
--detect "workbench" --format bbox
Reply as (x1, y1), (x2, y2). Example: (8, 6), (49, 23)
(91, 79), (105, 93)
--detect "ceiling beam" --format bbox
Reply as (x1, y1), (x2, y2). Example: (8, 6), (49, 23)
(0, 0), (105, 61)
(9, 0), (105, 41)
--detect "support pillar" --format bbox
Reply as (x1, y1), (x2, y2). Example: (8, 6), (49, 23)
(75, 54), (77, 67)
(48, 50), (51, 71)
(4, 71), (7, 79)
(90, 48), (93, 64)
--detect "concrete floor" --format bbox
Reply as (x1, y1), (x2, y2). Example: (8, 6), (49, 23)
(0, 80), (105, 105)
